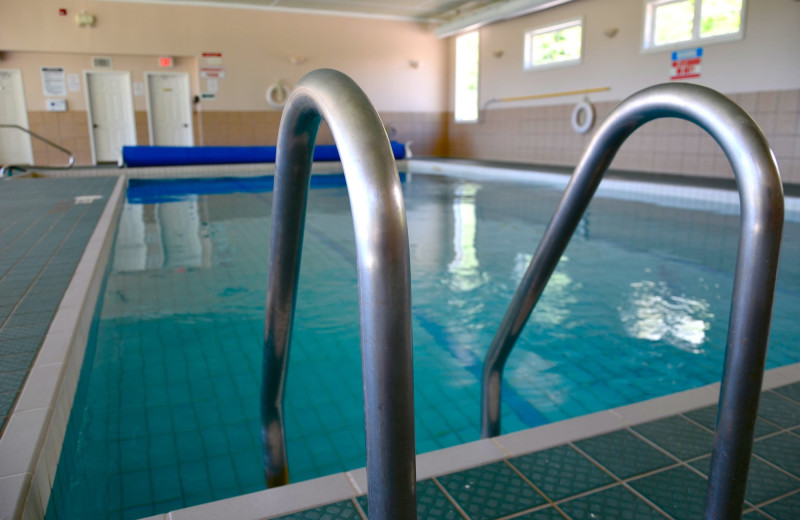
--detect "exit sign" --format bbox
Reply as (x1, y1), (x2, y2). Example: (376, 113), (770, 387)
(159, 56), (174, 68)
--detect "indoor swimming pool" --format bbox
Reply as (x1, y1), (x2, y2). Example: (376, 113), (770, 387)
(46, 170), (800, 520)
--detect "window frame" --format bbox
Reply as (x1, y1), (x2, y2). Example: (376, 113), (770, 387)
(642, 0), (747, 53)
(523, 17), (584, 72)
(454, 30), (480, 124)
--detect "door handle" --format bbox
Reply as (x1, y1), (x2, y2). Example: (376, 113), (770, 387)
(183, 124), (189, 128)
(93, 124), (99, 128)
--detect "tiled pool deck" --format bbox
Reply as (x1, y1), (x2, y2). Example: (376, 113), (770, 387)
(0, 162), (799, 520)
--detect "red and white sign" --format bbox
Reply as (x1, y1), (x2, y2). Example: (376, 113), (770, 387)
(200, 66), (226, 79)
(200, 52), (225, 80)
(671, 48), (702, 81)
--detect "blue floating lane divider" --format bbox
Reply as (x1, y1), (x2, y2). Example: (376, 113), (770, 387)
(122, 141), (406, 167)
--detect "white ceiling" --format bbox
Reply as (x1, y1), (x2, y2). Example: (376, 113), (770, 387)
(119, 0), (496, 22)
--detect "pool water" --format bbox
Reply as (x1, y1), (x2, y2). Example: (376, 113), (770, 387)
(47, 172), (800, 519)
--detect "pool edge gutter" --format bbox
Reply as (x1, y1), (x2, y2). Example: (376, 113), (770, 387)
(0, 175), (127, 520)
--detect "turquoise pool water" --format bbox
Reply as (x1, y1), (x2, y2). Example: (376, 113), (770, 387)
(47, 172), (799, 519)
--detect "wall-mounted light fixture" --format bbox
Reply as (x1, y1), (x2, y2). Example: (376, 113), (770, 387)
(75, 10), (96, 27)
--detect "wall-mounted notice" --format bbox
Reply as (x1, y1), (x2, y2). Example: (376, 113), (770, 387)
(200, 52), (225, 79)
(133, 82), (145, 97)
(41, 67), (67, 96)
(671, 47), (702, 80)
(67, 73), (81, 92)
(206, 78), (219, 94)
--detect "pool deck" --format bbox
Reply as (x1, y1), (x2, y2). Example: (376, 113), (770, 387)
(0, 161), (798, 519)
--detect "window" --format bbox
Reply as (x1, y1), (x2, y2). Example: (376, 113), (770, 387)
(524, 18), (583, 70)
(643, 0), (745, 50)
(454, 31), (480, 123)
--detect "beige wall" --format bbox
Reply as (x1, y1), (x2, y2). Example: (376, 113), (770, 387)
(0, 0), (447, 113)
(446, 0), (800, 182)
(0, 0), (449, 165)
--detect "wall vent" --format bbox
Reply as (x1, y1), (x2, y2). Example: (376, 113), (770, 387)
(92, 56), (113, 69)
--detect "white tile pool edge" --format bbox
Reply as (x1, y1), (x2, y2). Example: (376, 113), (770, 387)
(0, 176), (127, 520)
(408, 159), (800, 221)
(139, 362), (800, 520)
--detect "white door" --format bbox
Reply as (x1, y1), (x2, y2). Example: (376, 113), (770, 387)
(85, 71), (136, 164)
(146, 72), (194, 146)
(0, 69), (34, 165)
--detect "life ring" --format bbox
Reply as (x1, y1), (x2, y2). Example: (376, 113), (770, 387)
(266, 81), (289, 109)
(571, 99), (595, 134)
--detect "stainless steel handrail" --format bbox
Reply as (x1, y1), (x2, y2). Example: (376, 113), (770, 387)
(0, 124), (75, 176)
(480, 83), (783, 520)
(261, 69), (416, 520)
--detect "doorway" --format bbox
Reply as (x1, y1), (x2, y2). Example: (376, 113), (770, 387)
(0, 69), (34, 165)
(145, 72), (194, 146)
(84, 70), (137, 164)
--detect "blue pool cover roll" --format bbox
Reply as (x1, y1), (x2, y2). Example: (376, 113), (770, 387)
(122, 141), (406, 167)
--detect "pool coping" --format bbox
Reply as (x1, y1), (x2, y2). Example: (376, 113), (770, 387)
(2, 161), (797, 520)
(0, 176), (127, 520)
(137, 362), (800, 520)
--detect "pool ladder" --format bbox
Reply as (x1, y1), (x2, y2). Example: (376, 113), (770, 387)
(0, 124), (75, 176)
(261, 69), (783, 520)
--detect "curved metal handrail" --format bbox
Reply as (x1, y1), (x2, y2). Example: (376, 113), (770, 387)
(0, 124), (75, 176)
(261, 69), (416, 520)
(481, 83), (783, 519)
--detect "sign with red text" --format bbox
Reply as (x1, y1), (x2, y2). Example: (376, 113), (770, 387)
(200, 52), (225, 78)
(671, 48), (702, 80)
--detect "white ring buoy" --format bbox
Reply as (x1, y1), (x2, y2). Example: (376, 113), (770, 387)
(571, 99), (595, 134)
(266, 81), (289, 109)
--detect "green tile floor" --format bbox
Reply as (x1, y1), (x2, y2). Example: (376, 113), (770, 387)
(276, 383), (800, 520)
(0, 176), (116, 428)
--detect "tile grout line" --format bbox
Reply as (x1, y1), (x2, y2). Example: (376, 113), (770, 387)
(568, 442), (675, 519)
(747, 487), (800, 512)
(431, 476), (472, 520)
(501, 459), (556, 510)
(344, 471), (362, 495)
(350, 496), (368, 520)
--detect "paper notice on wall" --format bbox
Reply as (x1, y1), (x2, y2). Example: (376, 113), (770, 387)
(133, 82), (145, 96)
(201, 52), (223, 65)
(200, 52), (225, 80)
(671, 47), (702, 80)
(41, 67), (67, 96)
(67, 73), (81, 92)
(206, 78), (219, 94)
